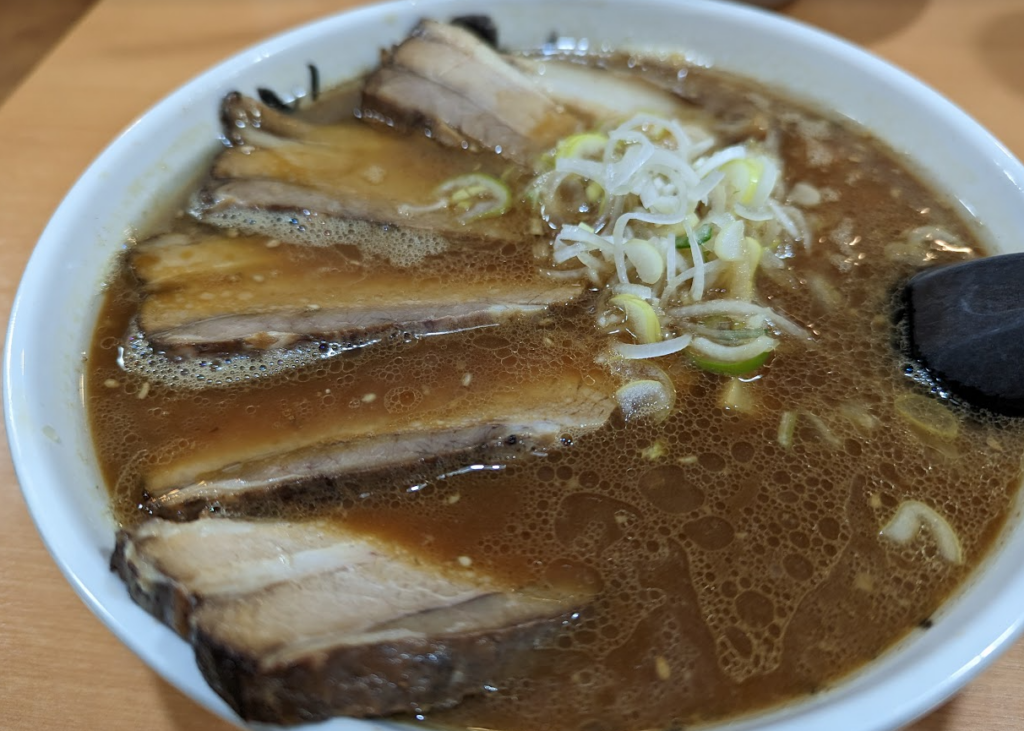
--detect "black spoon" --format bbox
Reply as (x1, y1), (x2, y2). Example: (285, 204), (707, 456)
(904, 253), (1024, 416)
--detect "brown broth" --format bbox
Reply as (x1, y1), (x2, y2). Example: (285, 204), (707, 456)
(86, 56), (1024, 730)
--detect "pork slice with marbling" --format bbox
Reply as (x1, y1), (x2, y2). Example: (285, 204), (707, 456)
(194, 92), (527, 247)
(112, 516), (589, 724)
(129, 229), (582, 354)
(360, 20), (580, 165)
(144, 363), (616, 519)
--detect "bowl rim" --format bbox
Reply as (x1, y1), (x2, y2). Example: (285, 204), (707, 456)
(7, 1), (1024, 730)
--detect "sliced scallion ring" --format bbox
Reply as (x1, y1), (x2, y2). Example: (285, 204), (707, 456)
(609, 293), (662, 344)
(690, 350), (771, 376)
(675, 223), (714, 250)
(556, 132), (609, 160)
(623, 238), (665, 285)
(434, 173), (512, 222)
(723, 157), (764, 205)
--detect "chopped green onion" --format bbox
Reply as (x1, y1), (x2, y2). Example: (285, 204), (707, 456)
(895, 394), (959, 441)
(801, 410), (842, 448)
(723, 158), (764, 205)
(613, 333), (693, 360)
(675, 224), (714, 250)
(881, 500), (963, 564)
(713, 220), (746, 262)
(692, 324), (766, 344)
(718, 378), (758, 413)
(641, 440), (667, 460)
(690, 350), (771, 376)
(556, 132), (609, 160)
(623, 238), (665, 285)
(610, 293), (662, 344)
(434, 173), (511, 222)
(777, 411), (797, 448)
(691, 313), (769, 345)
(728, 236), (763, 301)
(690, 334), (777, 363)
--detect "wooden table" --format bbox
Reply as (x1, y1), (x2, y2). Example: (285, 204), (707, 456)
(1, 0), (1022, 729)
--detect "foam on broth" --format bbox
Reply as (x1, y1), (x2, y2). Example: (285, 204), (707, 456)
(86, 55), (1024, 729)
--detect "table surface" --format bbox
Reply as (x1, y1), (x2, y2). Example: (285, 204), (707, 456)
(2, 0), (1023, 729)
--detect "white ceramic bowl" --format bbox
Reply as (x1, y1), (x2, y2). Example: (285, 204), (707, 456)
(6, 1), (1024, 729)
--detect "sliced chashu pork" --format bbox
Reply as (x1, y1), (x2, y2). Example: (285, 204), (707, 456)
(360, 20), (581, 165)
(145, 359), (616, 519)
(194, 93), (524, 248)
(113, 517), (587, 723)
(359, 21), (708, 165)
(130, 230), (581, 353)
(507, 56), (705, 125)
